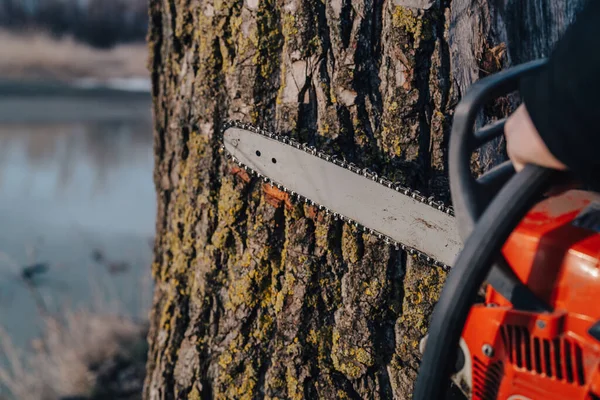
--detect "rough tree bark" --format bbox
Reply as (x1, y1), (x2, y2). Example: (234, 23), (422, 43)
(145, 0), (585, 398)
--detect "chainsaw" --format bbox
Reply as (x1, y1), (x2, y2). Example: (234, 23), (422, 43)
(221, 59), (600, 400)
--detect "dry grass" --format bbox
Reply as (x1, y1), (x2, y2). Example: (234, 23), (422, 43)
(0, 250), (152, 400)
(0, 30), (148, 81)
(0, 311), (148, 400)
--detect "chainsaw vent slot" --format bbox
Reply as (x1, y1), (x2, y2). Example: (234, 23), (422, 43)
(472, 357), (503, 400)
(500, 325), (585, 386)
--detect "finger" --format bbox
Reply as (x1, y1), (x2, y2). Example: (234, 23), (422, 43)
(512, 159), (525, 172)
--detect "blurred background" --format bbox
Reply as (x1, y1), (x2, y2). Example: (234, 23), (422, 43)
(0, 1), (153, 399)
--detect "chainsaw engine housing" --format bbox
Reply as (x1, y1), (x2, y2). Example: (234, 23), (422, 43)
(454, 190), (600, 399)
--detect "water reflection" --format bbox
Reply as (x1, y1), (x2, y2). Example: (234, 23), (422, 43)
(0, 120), (155, 235)
(0, 114), (155, 348)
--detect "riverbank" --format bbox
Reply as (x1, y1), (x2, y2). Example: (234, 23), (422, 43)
(0, 30), (148, 83)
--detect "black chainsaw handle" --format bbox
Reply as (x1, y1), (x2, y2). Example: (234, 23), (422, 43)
(450, 58), (556, 316)
(414, 165), (555, 400)
(450, 58), (547, 240)
(414, 59), (558, 400)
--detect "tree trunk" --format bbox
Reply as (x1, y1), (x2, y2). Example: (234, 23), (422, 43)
(144, 0), (584, 398)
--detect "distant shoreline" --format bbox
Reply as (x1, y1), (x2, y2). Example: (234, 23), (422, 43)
(0, 79), (150, 98)
(0, 81), (151, 123)
(0, 30), (152, 123)
(0, 30), (148, 82)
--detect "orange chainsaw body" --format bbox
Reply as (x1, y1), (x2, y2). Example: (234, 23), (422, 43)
(460, 190), (600, 400)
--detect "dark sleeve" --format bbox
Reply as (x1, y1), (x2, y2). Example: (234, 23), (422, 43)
(520, 0), (600, 184)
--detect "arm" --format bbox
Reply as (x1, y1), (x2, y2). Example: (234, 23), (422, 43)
(505, 1), (600, 183)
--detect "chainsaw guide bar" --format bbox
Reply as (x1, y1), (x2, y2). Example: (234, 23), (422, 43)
(220, 120), (461, 269)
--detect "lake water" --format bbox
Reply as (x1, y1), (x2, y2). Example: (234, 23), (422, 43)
(0, 91), (155, 349)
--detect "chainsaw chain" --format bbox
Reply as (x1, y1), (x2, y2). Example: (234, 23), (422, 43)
(220, 120), (454, 270)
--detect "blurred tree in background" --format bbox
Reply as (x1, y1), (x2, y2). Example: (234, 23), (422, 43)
(0, 0), (147, 48)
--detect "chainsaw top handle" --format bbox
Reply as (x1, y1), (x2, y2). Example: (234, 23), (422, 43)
(450, 58), (548, 240)
(414, 59), (559, 399)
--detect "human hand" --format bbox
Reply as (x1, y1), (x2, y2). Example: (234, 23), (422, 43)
(504, 104), (567, 172)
